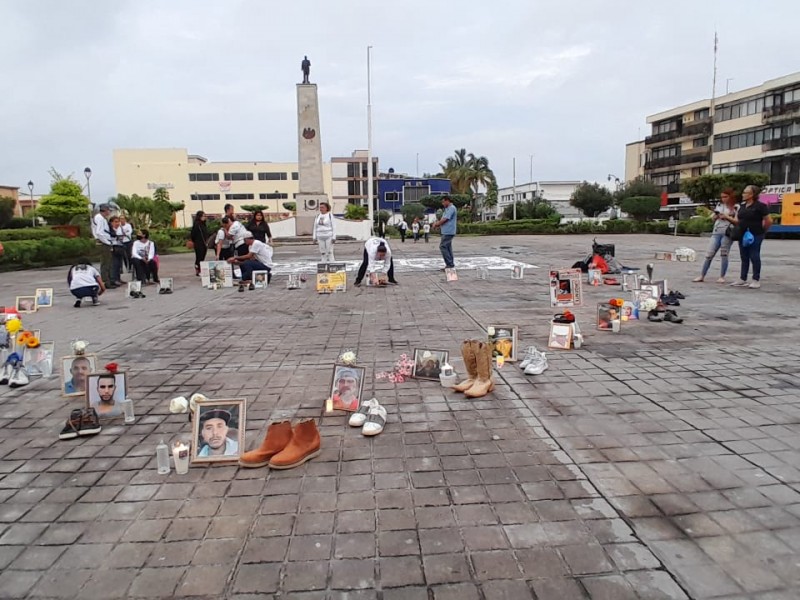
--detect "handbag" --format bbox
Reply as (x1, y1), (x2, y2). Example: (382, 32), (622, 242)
(742, 229), (755, 247)
(206, 234), (217, 249)
(726, 224), (743, 241)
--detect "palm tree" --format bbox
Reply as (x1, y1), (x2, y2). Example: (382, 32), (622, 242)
(439, 149), (497, 220)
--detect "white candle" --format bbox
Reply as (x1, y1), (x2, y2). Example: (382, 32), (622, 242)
(172, 442), (190, 474)
(325, 398), (333, 413)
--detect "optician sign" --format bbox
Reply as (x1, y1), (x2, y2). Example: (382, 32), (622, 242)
(146, 183), (175, 190)
(761, 184), (795, 205)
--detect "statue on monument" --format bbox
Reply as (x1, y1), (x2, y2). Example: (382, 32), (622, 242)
(301, 55), (311, 84)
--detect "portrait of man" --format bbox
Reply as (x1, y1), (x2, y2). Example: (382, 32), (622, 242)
(413, 349), (449, 380)
(597, 304), (620, 330)
(16, 296), (36, 313)
(86, 372), (126, 417)
(35, 288), (53, 308)
(63, 355), (96, 395)
(197, 407), (239, 457)
(330, 366), (364, 412)
(253, 271), (269, 289)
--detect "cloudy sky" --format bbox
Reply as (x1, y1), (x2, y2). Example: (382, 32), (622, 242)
(1, 0), (798, 201)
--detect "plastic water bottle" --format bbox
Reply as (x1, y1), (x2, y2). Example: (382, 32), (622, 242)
(156, 439), (170, 475)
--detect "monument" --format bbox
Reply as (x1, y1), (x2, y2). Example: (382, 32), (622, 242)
(295, 56), (328, 236)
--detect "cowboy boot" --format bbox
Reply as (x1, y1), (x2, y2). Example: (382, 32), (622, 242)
(269, 420), (321, 470)
(465, 341), (495, 398)
(452, 340), (478, 392)
(239, 421), (292, 468)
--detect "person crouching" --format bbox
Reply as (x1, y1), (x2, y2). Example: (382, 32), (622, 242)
(354, 237), (398, 286)
(227, 231), (273, 291)
(68, 258), (106, 307)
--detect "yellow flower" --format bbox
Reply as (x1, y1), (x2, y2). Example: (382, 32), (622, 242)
(16, 331), (32, 344)
(5, 319), (21, 334)
(26, 336), (40, 348)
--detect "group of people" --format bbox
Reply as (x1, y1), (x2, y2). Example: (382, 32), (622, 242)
(694, 184), (772, 288)
(397, 217), (431, 243)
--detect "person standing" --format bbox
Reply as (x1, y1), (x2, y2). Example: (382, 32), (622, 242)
(423, 221), (430, 243)
(693, 189), (738, 283)
(215, 217), (234, 260)
(109, 215), (126, 286)
(247, 210), (273, 244)
(412, 219), (420, 242)
(726, 185), (772, 289)
(397, 219), (408, 242)
(190, 211), (209, 276)
(312, 202), (336, 262)
(118, 216), (134, 274)
(433, 195), (457, 269)
(91, 204), (116, 288)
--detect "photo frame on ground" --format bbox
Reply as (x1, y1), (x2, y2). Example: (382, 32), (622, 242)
(86, 371), (127, 418)
(548, 322), (573, 350)
(621, 301), (638, 321)
(157, 278), (174, 293)
(24, 342), (55, 377)
(61, 354), (98, 397)
(35, 288), (53, 309)
(200, 261), (234, 289)
(191, 398), (246, 464)
(445, 268), (458, 282)
(587, 270), (602, 286)
(412, 349), (449, 380)
(621, 274), (641, 292)
(252, 271), (270, 289)
(549, 268), (583, 307)
(597, 303), (621, 331)
(651, 279), (668, 298)
(487, 325), (517, 361)
(126, 281), (142, 298)
(329, 364), (365, 412)
(316, 263), (347, 293)
(16, 296), (36, 314)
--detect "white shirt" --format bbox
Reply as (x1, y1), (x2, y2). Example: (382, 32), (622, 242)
(313, 212), (335, 240)
(118, 223), (133, 243)
(250, 240), (273, 266)
(69, 265), (101, 290)
(229, 221), (247, 247)
(215, 228), (231, 248)
(92, 213), (111, 245)
(132, 239), (155, 261)
(364, 237), (391, 269)
(423, 223), (430, 233)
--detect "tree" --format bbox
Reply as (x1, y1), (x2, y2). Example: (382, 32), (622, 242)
(438, 149), (497, 221)
(282, 202), (296, 212)
(569, 182), (613, 217)
(501, 198), (560, 221)
(37, 175), (91, 225)
(0, 196), (16, 228)
(419, 193), (471, 211)
(614, 178), (662, 205)
(619, 196), (662, 221)
(241, 204), (268, 213)
(111, 193), (181, 229)
(400, 203), (425, 223)
(680, 172), (770, 204)
(152, 187), (170, 203)
(344, 204), (368, 220)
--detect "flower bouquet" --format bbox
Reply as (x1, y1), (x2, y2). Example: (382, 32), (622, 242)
(376, 353), (414, 384)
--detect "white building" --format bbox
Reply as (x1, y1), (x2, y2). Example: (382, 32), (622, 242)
(496, 181), (583, 219)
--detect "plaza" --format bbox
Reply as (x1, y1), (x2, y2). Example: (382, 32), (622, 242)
(0, 233), (799, 599)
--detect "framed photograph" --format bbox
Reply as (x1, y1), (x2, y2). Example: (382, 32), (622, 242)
(191, 399), (246, 464)
(16, 296), (37, 314)
(621, 273), (640, 292)
(445, 268), (458, 282)
(157, 278), (174, 293)
(651, 279), (668, 298)
(61, 354), (98, 397)
(587, 269), (602, 286)
(35, 288), (54, 309)
(24, 342), (55, 377)
(548, 323), (573, 350)
(487, 325), (518, 361)
(621, 301), (638, 321)
(597, 303), (621, 331)
(412, 349), (449, 380)
(126, 281), (142, 298)
(86, 371), (127, 418)
(200, 261), (234, 289)
(511, 265), (524, 280)
(252, 271), (270, 289)
(328, 364), (365, 412)
(549, 268), (583, 307)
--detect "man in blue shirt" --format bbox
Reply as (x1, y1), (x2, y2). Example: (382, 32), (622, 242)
(433, 195), (457, 269)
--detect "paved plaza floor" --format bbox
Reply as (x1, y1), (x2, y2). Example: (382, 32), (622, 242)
(0, 233), (799, 599)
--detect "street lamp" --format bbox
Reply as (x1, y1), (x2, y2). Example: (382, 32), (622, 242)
(83, 167), (92, 203)
(607, 174), (622, 190)
(27, 181), (34, 227)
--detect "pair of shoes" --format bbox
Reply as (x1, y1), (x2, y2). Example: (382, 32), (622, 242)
(0, 354), (29, 388)
(238, 284), (246, 293)
(58, 408), (101, 440)
(692, 276), (704, 282)
(107, 283), (119, 289)
(387, 280), (399, 285)
(603, 277), (620, 285)
(664, 309), (683, 323)
(647, 310), (663, 322)
(131, 291), (146, 299)
(452, 340), (494, 398)
(748, 281), (761, 289)
(523, 350), (548, 376)
(73, 300), (82, 308)
(673, 291), (686, 299)
(348, 398), (387, 436)
(158, 288), (173, 295)
(238, 420), (320, 469)
(730, 280), (748, 287)
(660, 293), (680, 306)
(248, 283), (255, 291)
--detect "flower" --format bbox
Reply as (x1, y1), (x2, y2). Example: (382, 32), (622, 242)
(71, 340), (87, 355)
(609, 298), (624, 308)
(487, 326), (495, 336)
(26, 336), (40, 348)
(5, 318), (21, 334)
(16, 331), (32, 344)
(104, 362), (119, 374)
(641, 298), (658, 312)
(339, 350), (358, 366)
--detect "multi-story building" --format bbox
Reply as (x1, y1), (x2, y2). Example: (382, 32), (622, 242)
(113, 148), (335, 220)
(496, 181), (583, 219)
(0, 185), (20, 215)
(376, 176), (450, 214)
(331, 150), (379, 210)
(626, 71), (800, 211)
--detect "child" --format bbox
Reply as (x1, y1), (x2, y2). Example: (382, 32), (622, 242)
(412, 220), (420, 242)
(68, 259), (106, 308)
(423, 221), (430, 243)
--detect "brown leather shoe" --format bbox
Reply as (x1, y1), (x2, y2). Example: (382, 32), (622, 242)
(269, 420), (321, 470)
(464, 341), (495, 398)
(453, 339), (478, 392)
(239, 421), (292, 468)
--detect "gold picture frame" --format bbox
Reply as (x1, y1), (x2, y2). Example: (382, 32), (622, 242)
(191, 399), (246, 464)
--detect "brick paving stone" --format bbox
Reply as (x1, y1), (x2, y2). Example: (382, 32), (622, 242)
(176, 564), (230, 597)
(282, 560), (328, 592)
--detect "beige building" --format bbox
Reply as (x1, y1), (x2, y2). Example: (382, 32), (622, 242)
(626, 71), (800, 206)
(331, 150), (379, 210)
(112, 148), (335, 223)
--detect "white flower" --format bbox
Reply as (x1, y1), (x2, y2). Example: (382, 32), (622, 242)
(71, 340), (87, 355)
(487, 327), (495, 336)
(339, 351), (357, 365)
(641, 298), (658, 312)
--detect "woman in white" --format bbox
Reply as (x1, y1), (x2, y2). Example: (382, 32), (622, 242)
(312, 202), (336, 262)
(131, 229), (160, 285)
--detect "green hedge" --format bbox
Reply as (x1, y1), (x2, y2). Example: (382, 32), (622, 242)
(457, 219), (672, 236)
(1, 217), (36, 230)
(0, 238), (97, 272)
(0, 228), (65, 241)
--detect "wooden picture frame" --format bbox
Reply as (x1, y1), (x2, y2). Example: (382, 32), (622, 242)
(549, 268), (583, 307)
(412, 349), (449, 381)
(86, 371), (128, 419)
(16, 296), (37, 314)
(35, 288), (54, 309)
(621, 273), (640, 292)
(487, 325), (518, 362)
(191, 398), (246, 464)
(61, 354), (98, 397)
(548, 322), (573, 350)
(328, 364), (365, 412)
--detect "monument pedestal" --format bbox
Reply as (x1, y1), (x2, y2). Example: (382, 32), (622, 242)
(295, 194), (328, 235)
(296, 84), (328, 237)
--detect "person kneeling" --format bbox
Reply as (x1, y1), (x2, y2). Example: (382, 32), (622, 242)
(354, 237), (398, 287)
(68, 259), (106, 307)
(228, 231), (273, 291)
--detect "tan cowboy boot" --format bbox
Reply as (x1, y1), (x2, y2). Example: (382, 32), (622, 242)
(453, 339), (478, 392)
(239, 421), (292, 468)
(269, 420), (321, 469)
(464, 341), (495, 398)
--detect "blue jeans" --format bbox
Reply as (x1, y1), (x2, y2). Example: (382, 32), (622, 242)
(439, 235), (455, 268)
(700, 233), (732, 278)
(739, 235), (765, 281)
(240, 260), (271, 283)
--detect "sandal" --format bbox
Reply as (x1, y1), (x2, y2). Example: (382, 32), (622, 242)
(362, 405), (387, 436)
(603, 278), (620, 285)
(349, 398), (379, 427)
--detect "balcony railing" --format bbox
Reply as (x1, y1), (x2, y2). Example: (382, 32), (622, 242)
(645, 128), (682, 145)
(763, 136), (800, 151)
(763, 101), (800, 122)
(666, 181), (681, 194)
(645, 148), (710, 170)
(683, 117), (712, 137)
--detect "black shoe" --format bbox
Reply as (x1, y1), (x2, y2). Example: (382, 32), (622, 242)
(647, 310), (663, 322)
(59, 409), (83, 440)
(387, 280), (399, 285)
(92, 297), (99, 306)
(354, 281), (362, 287)
(664, 310), (683, 324)
(165, 289), (173, 294)
(238, 285), (245, 293)
(79, 408), (101, 436)
(107, 283), (119, 289)
(673, 291), (686, 300)
(248, 283), (255, 291)
(660, 294), (680, 306)
(73, 300), (81, 308)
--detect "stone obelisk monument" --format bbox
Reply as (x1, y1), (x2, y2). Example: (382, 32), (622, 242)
(295, 56), (328, 236)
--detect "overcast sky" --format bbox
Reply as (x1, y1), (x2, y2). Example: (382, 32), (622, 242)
(1, 0), (798, 201)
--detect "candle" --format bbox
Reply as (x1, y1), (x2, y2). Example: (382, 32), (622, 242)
(325, 398), (333, 413)
(172, 441), (190, 474)
(496, 355), (505, 368)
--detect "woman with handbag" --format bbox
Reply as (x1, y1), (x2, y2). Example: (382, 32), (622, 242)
(724, 185), (772, 289)
(693, 189), (738, 283)
(189, 211), (209, 276)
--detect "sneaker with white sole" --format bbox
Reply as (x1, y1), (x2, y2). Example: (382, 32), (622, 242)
(523, 351), (548, 376)
(8, 364), (29, 388)
(362, 405), (387, 436)
(349, 398), (380, 427)
(748, 281), (761, 289)
(730, 280), (748, 287)
(0, 361), (12, 385)
(518, 346), (541, 369)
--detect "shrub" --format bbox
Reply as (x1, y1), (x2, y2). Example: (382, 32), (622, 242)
(619, 196), (661, 221)
(678, 217), (713, 235)
(0, 196), (16, 227)
(0, 228), (64, 241)
(0, 237), (96, 271)
(344, 204), (368, 220)
(2, 217), (35, 230)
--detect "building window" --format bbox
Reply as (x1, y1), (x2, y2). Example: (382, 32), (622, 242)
(652, 120), (678, 135)
(225, 193), (254, 200)
(259, 193), (288, 200)
(694, 108), (710, 120)
(291, 172), (299, 180)
(258, 172), (287, 181)
(650, 172), (680, 187)
(385, 192), (399, 202)
(191, 193), (221, 200)
(189, 173), (220, 182)
(223, 173), (254, 181)
(714, 96), (765, 122)
(347, 163), (359, 178)
(693, 137), (709, 148)
(651, 145), (680, 160)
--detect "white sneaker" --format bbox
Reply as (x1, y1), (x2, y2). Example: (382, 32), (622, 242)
(349, 398), (379, 427)
(730, 280), (748, 287)
(8, 365), (29, 388)
(362, 405), (387, 436)
(523, 351), (548, 376)
(0, 362), (11, 385)
(518, 346), (540, 369)
(748, 281), (761, 289)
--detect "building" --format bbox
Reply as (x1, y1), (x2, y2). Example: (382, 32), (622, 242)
(626, 71), (800, 212)
(0, 185), (20, 215)
(376, 176), (450, 214)
(112, 148), (335, 221)
(496, 181), (583, 219)
(331, 150), (379, 210)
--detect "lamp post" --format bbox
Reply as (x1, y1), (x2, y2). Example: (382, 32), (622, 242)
(366, 45), (374, 228)
(27, 181), (34, 227)
(83, 167), (92, 205)
(607, 174), (622, 218)
(512, 157), (517, 221)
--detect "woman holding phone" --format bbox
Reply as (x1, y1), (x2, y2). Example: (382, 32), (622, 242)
(693, 188), (738, 283)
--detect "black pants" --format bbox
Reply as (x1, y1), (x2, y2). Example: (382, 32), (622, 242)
(235, 244), (248, 257)
(132, 258), (159, 284)
(399, 230), (406, 242)
(355, 249), (396, 284)
(219, 247), (234, 261)
(194, 244), (208, 270)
